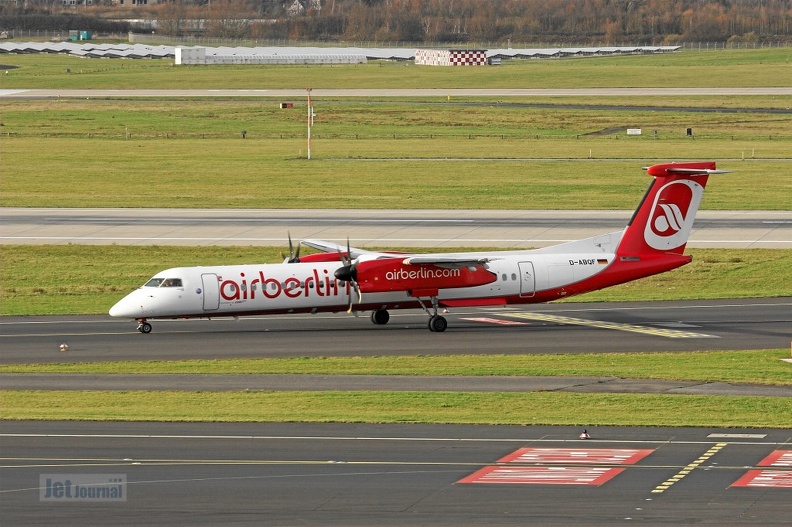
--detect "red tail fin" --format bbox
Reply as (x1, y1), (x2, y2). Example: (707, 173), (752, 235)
(617, 162), (720, 257)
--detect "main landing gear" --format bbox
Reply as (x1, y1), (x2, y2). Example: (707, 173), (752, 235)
(136, 319), (152, 334)
(369, 302), (447, 332)
(370, 309), (390, 325)
(416, 296), (448, 332)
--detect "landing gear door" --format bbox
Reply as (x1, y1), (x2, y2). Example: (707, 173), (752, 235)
(518, 261), (535, 298)
(201, 273), (220, 311)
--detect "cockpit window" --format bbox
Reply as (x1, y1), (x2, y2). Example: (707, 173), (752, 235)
(144, 278), (183, 288)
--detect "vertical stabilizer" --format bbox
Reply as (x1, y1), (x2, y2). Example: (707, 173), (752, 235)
(616, 162), (721, 257)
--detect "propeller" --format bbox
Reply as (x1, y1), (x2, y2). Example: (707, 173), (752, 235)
(333, 238), (362, 312)
(282, 232), (301, 263)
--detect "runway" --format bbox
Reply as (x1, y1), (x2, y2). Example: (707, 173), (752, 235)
(2, 298), (790, 365)
(3, 299), (791, 526)
(1, 421), (791, 526)
(4, 87), (792, 99)
(2, 208), (791, 248)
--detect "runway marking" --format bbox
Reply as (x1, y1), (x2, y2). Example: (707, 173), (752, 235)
(458, 466), (625, 486)
(732, 470), (792, 488)
(651, 442), (727, 494)
(731, 450), (792, 488)
(3, 236), (791, 247)
(498, 447), (654, 465)
(757, 450), (792, 467)
(505, 312), (718, 338)
(0, 332), (135, 338)
(459, 447), (653, 485)
(708, 433), (768, 439)
(0, 433), (787, 446)
(460, 317), (529, 326)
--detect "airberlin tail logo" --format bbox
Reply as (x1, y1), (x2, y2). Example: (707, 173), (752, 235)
(643, 180), (704, 250)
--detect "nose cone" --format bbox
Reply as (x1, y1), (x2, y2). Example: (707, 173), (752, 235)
(109, 293), (145, 318)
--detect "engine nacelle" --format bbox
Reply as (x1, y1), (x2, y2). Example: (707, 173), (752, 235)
(353, 258), (497, 293)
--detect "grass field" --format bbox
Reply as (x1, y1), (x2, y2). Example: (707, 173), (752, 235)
(2, 48), (792, 89)
(2, 101), (791, 209)
(2, 350), (789, 386)
(2, 390), (790, 427)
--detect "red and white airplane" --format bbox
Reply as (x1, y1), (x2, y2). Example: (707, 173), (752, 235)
(110, 161), (725, 333)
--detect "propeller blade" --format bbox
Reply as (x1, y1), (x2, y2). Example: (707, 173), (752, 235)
(284, 232), (301, 263)
(333, 237), (362, 313)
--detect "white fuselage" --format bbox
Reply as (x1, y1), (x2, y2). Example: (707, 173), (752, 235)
(109, 249), (615, 320)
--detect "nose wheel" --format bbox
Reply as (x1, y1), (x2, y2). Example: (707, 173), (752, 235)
(136, 319), (152, 334)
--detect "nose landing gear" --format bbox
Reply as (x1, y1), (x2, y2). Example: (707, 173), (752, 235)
(136, 319), (152, 334)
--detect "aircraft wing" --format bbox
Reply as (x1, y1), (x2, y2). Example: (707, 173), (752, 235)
(301, 239), (391, 260)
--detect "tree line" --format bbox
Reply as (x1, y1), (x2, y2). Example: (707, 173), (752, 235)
(2, 0), (791, 44)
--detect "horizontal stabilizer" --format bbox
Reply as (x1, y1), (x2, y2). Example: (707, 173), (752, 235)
(643, 163), (729, 177)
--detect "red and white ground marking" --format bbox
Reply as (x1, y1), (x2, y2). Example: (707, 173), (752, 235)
(731, 451), (792, 488)
(732, 470), (792, 488)
(458, 448), (654, 485)
(757, 450), (792, 467)
(458, 466), (625, 486)
(498, 448), (655, 465)
(460, 317), (529, 326)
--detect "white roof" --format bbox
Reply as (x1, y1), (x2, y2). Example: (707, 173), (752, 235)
(0, 42), (681, 61)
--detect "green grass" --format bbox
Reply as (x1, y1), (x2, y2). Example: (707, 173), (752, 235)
(5, 99), (792, 138)
(2, 94), (791, 210)
(2, 137), (790, 209)
(2, 48), (792, 89)
(2, 350), (789, 386)
(1, 246), (790, 315)
(2, 390), (789, 427)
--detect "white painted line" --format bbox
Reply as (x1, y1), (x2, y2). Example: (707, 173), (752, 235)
(708, 434), (768, 439)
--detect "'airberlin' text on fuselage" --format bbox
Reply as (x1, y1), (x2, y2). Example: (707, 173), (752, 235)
(220, 269), (348, 301)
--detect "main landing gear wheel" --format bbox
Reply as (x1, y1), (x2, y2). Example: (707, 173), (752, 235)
(428, 315), (447, 332)
(371, 309), (390, 325)
(137, 321), (152, 334)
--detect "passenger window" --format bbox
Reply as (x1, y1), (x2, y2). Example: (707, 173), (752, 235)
(511, 273), (517, 281)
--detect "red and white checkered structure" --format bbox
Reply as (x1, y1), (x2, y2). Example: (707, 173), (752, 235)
(415, 49), (487, 66)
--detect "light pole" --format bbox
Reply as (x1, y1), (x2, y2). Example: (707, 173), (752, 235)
(306, 88), (315, 160)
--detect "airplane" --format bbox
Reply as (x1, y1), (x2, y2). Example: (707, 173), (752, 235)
(110, 161), (726, 333)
